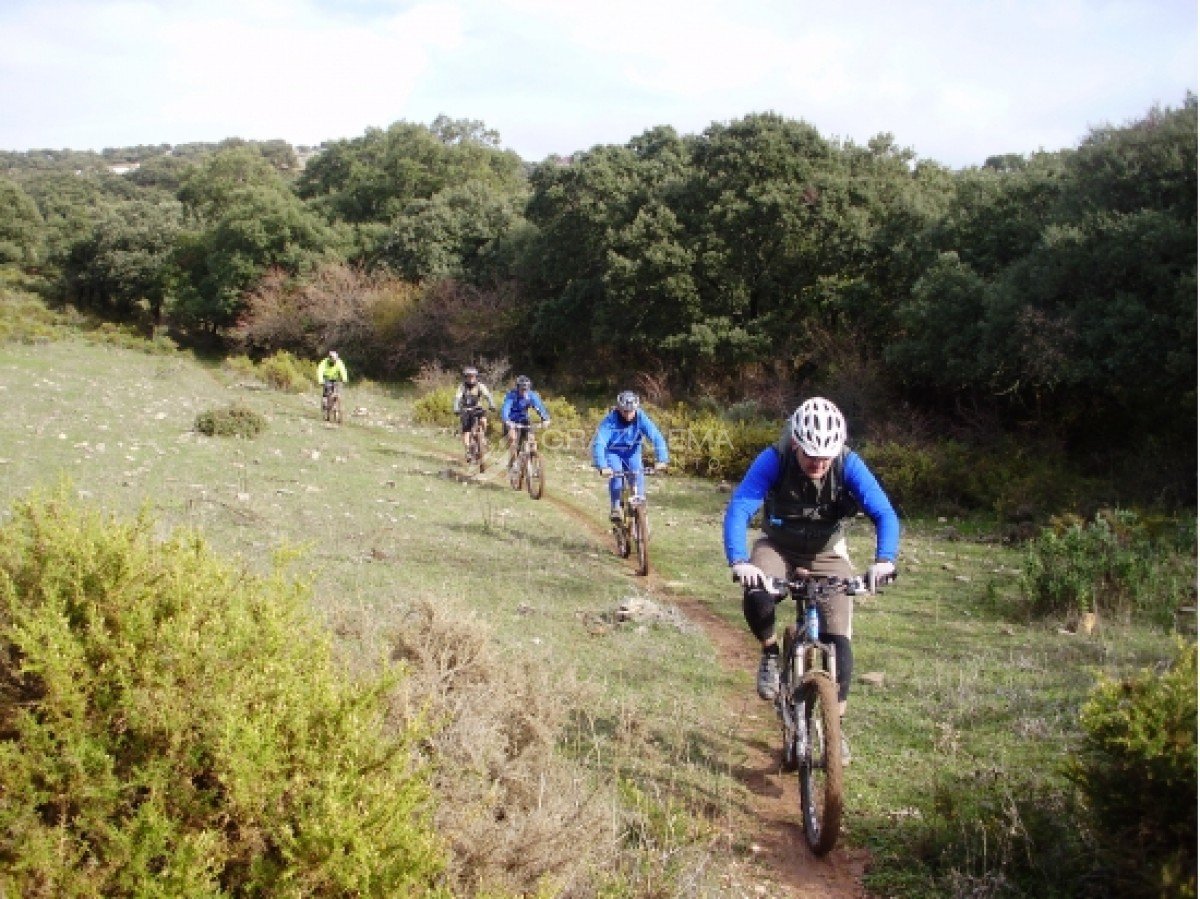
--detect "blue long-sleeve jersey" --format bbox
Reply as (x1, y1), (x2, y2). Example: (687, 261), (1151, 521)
(591, 409), (669, 467)
(501, 389), (551, 425)
(723, 447), (900, 564)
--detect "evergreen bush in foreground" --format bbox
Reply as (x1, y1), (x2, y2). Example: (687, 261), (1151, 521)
(1069, 641), (1198, 898)
(0, 492), (448, 897)
(195, 401), (267, 438)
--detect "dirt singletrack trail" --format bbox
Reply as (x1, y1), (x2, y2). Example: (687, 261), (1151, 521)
(535, 479), (871, 899)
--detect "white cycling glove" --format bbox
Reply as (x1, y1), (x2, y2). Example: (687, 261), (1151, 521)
(599, 467), (614, 477)
(731, 562), (766, 589)
(866, 560), (896, 594)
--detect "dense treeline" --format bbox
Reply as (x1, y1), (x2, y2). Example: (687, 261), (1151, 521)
(1, 101), (1195, 505)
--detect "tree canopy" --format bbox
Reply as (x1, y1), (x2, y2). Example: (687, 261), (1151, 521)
(1, 100), (1194, 502)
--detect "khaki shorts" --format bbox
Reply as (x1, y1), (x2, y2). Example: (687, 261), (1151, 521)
(749, 536), (855, 637)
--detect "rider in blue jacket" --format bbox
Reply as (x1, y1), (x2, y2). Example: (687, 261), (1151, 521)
(501, 375), (552, 469)
(592, 391), (669, 521)
(723, 397), (899, 765)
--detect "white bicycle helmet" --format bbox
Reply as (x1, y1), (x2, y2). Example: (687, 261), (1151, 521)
(616, 390), (640, 412)
(790, 397), (846, 457)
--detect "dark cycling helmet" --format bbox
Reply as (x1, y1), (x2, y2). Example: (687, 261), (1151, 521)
(515, 375), (532, 390)
(462, 366), (478, 379)
(790, 397), (846, 457)
(616, 390), (640, 412)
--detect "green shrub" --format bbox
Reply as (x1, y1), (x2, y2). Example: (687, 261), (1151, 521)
(0, 284), (68, 343)
(258, 349), (310, 392)
(635, 402), (777, 480)
(1020, 510), (1197, 623)
(857, 437), (1102, 519)
(412, 386), (459, 429)
(543, 395), (580, 427)
(84, 321), (179, 355)
(0, 493), (448, 897)
(194, 402), (267, 438)
(413, 388), (574, 437)
(1068, 642), (1197, 898)
(0, 284), (177, 353)
(910, 767), (1093, 897)
(223, 353), (259, 378)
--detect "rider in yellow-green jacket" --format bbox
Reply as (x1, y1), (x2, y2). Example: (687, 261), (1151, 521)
(317, 350), (348, 413)
(317, 350), (348, 385)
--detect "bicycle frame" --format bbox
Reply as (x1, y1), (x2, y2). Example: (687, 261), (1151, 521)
(508, 422), (545, 499)
(616, 468), (647, 511)
(611, 467), (653, 575)
(465, 407), (489, 468)
(322, 379), (342, 423)
(775, 575), (863, 689)
(512, 421), (538, 453)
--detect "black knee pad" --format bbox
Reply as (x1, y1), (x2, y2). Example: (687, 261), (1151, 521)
(822, 634), (852, 702)
(742, 589), (777, 642)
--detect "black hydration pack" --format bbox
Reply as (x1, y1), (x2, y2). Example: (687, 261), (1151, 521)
(460, 384), (482, 408)
(761, 430), (858, 553)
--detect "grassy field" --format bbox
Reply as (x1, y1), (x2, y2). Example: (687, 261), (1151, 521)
(0, 333), (1187, 897)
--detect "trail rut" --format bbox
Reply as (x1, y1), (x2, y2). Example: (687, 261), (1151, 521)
(537, 477), (871, 899)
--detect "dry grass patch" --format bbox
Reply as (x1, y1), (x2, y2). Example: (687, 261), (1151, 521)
(332, 597), (616, 898)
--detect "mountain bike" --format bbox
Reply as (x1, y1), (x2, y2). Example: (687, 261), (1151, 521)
(752, 571), (880, 856)
(507, 422), (545, 499)
(609, 468), (654, 576)
(322, 379), (342, 424)
(464, 407), (489, 473)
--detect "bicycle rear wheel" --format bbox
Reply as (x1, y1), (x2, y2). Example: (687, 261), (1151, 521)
(525, 453), (544, 499)
(797, 673), (843, 855)
(632, 504), (649, 576)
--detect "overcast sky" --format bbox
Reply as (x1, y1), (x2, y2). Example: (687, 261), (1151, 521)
(1, 0), (1194, 168)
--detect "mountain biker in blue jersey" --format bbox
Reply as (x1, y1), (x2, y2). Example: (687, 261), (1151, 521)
(501, 375), (552, 470)
(723, 397), (899, 765)
(591, 391), (669, 521)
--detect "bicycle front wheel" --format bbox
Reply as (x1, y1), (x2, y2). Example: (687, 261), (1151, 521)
(469, 430), (486, 471)
(797, 673), (843, 856)
(525, 453), (544, 499)
(632, 504), (649, 576)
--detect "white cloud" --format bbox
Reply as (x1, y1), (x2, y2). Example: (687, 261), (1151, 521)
(1, 0), (465, 148)
(0, 0), (1193, 165)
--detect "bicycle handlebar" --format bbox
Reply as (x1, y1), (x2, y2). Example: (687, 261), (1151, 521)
(766, 574), (871, 598)
(730, 570), (895, 597)
(603, 467), (662, 479)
